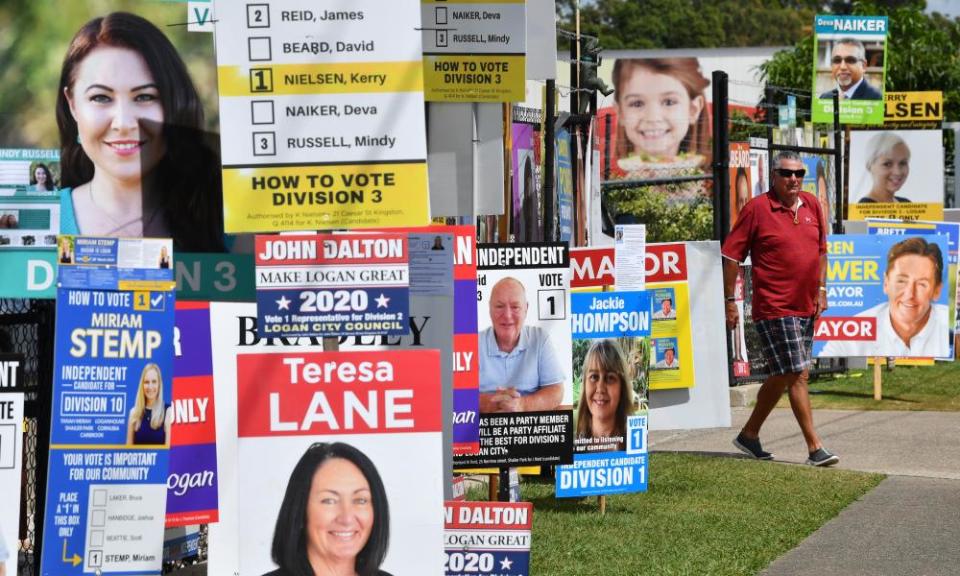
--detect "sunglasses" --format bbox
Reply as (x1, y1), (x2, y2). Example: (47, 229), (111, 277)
(774, 168), (806, 179)
(831, 56), (862, 65)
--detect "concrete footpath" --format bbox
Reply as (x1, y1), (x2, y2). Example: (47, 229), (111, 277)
(649, 408), (960, 576)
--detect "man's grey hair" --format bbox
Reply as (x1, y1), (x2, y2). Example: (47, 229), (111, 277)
(833, 38), (866, 62)
(774, 150), (802, 169)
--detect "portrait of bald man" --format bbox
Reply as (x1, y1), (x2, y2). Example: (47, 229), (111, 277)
(478, 277), (565, 413)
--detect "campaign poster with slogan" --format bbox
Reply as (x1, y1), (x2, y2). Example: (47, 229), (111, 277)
(421, 0), (526, 102)
(213, 0), (430, 232)
(868, 220), (959, 360)
(0, 392), (24, 576)
(166, 302), (218, 527)
(571, 244), (695, 390)
(555, 291), (650, 498)
(235, 350), (444, 575)
(255, 233), (410, 338)
(812, 15), (888, 124)
(455, 243), (573, 467)
(815, 234), (951, 358)
(444, 501), (532, 576)
(43, 282), (175, 575)
(847, 129), (943, 222)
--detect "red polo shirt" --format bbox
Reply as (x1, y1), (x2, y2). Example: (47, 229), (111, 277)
(721, 191), (826, 321)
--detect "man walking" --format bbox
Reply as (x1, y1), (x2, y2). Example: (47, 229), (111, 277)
(721, 151), (839, 466)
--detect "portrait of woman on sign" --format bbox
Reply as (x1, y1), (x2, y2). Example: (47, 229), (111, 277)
(56, 12), (224, 251)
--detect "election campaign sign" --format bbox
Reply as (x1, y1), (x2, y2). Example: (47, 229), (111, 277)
(556, 291), (651, 498)
(0, 392), (23, 576)
(43, 285), (174, 575)
(0, 354), (23, 391)
(236, 350), (444, 575)
(444, 501), (533, 576)
(456, 243), (574, 467)
(58, 236), (175, 292)
(812, 15), (888, 124)
(167, 302), (218, 527)
(213, 0), (430, 232)
(868, 220), (960, 360)
(847, 129), (943, 222)
(883, 91), (943, 126)
(255, 233), (410, 338)
(422, 0), (526, 102)
(0, 148), (61, 250)
(815, 234), (951, 358)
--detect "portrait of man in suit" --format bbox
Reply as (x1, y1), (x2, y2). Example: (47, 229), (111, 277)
(819, 38), (882, 101)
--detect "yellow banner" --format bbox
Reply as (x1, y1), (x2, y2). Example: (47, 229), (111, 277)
(222, 163), (430, 233)
(118, 281), (176, 292)
(848, 202), (943, 222)
(649, 282), (695, 390)
(884, 91), (943, 122)
(424, 54), (524, 102)
(218, 61), (423, 97)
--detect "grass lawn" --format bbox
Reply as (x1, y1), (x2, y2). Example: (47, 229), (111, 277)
(778, 360), (960, 411)
(471, 453), (883, 576)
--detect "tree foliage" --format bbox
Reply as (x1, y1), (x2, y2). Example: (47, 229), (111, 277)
(557, 0), (825, 50)
(759, 1), (960, 120)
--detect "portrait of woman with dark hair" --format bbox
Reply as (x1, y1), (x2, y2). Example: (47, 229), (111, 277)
(575, 339), (633, 452)
(266, 442), (393, 576)
(30, 163), (57, 193)
(56, 11), (224, 251)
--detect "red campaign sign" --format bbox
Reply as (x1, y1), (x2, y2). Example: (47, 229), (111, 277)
(444, 501), (533, 530)
(254, 233), (408, 266)
(814, 317), (878, 341)
(571, 243), (688, 288)
(571, 247), (614, 288)
(645, 243), (688, 283)
(370, 225), (477, 280)
(236, 350), (442, 438)
(453, 333), (479, 389)
(170, 375), (216, 446)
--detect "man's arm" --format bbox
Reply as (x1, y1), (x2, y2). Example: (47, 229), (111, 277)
(519, 383), (562, 411)
(722, 257), (740, 329)
(815, 252), (828, 319)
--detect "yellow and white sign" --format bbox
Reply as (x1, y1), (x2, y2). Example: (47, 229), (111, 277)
(422, 0), (526, 102)
(213, 1), (430, 232)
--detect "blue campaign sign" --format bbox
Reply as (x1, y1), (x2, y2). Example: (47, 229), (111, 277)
(255, 286), (410, 338)
(58, 237), (175, 291)
(52, 288), (175, 446)
(556, 413), (648, 498)
(815, 233), (951, 358)
(570, 291), (652, 338)
(42, 286), (175, 575)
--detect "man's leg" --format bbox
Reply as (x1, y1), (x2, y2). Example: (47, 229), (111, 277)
(785, 369), (823, 453)
(740, 373), (790, 439)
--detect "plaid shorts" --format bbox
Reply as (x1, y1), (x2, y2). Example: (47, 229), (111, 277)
(754, 316), (814, 375)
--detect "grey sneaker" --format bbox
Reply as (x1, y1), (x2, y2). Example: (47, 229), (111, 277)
(806, 448), (840, 467)
(733, 433), (773, 460)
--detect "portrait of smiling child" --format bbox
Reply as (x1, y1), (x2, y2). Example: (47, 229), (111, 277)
(57, 12), (223, 251)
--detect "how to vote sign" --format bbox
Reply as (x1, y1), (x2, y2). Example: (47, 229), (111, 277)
(255, 233), (410, 338)
(0, 392), (24, 576)
(213, 0), (430, 232)
(43, 286), (174, 575)
(814, 234), (951, 358)
(444, 501), (532, 576)
(421, 0), (526, 102)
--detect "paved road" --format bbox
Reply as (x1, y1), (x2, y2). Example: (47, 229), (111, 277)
(650, 408), (960, 576)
